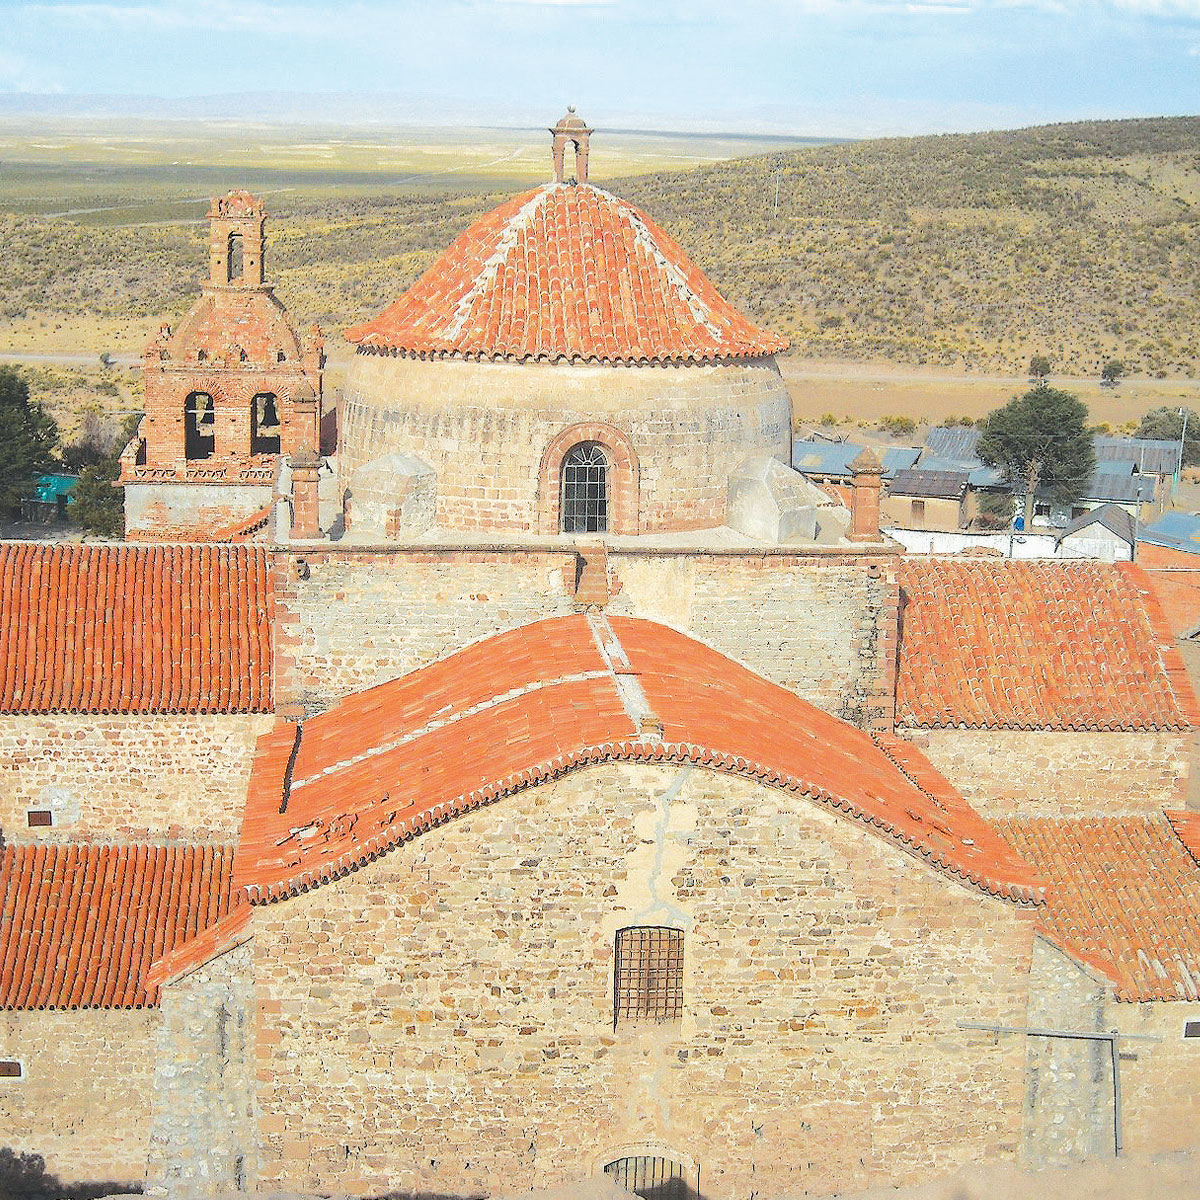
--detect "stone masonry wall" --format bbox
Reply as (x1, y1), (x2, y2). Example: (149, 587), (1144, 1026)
(1109, 995), (1200, 1157)
(903, 730), (1190, 817)
(272, 548), (898, 730)
(148, 940), (257, 1198)
(0, 1008), (155, 1191)
(339, 355), (791, 533)
(0, 714), (273, 840)
(1022, 938), (1114, 1167)
(251, 763), (1034, 1199)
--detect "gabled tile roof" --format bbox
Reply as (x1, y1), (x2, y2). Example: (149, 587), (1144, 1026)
(0, 543), (273, 713)
(234, 614), (1039, 906)
(0, 843), (239, 1009)
(344, 183), (787, 365)
(897, 561), (1200, 730)
(998, 816), (1200, 1002)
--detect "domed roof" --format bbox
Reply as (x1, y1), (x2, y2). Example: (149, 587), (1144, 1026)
(343, 181), (788, 365)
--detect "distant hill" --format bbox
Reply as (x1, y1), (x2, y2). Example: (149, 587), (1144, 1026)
(618, 116), (1200, 376)
(1, 115), (1197, 376)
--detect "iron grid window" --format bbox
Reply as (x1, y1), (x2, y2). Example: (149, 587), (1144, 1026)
(604, 1156), (690, 1200)
(614, 926), (683, 1026)
(561, 441), (608, 533)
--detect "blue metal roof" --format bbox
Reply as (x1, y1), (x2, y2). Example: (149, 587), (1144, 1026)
(923, 426), (981, 464)
(1139, 511), (1200, 555)
(1094, 436), (1179, 477)
(792, 440), (919, 481)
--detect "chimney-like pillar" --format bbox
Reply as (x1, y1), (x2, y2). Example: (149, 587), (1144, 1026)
(848, 447), (884, 542)
(290, 447), (321, 540)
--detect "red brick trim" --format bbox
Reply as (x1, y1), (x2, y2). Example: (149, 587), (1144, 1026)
(537, 422), (640, 536)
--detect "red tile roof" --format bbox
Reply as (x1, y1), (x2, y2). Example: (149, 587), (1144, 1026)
(0, 543), (273, 713)
(897, 560), (1200, 731)
(1167, 809), (1200, 867)
(0, 843), (239, 1009)
(235, 614), (1039, 905)
(999, 816), (1200, 1002)
(344, 183), (787, 365)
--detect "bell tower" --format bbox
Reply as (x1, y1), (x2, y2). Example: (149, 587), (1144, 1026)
(123, 190), (324, 541)
(207, 190), (266, 287)
(550, 106), (594, 184)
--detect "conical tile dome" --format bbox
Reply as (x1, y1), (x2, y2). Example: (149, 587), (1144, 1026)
(344, 181), (788, 365)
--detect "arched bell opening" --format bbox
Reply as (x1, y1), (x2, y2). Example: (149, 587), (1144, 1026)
(184, 392), (215, 461)
(251, 392), (281, 456)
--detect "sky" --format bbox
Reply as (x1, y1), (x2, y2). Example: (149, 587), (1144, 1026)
(0, 0), (1198, 136)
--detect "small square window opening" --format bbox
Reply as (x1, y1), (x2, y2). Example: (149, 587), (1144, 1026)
(614, 926), (683, 1026)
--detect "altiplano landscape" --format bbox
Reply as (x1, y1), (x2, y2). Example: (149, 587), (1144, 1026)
(2, 115), (1197, 440)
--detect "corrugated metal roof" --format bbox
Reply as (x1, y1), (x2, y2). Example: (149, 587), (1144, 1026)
(889, 469), (969, 498)
(1140, 511), (1200, 555)
(1057, 503), (1136, 545)
(792, 441), (919, 480)
(1095, 436), (1179, 477)
(924, 426), (982, 464)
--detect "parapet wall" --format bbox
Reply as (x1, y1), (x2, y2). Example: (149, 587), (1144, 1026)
(271, 546), (898, 730)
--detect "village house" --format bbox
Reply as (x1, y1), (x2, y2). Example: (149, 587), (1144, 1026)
(3, 115), (1200, 1200)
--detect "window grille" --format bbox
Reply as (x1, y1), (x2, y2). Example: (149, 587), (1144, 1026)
(604, 1156), (690, 1200)
(561, 441), (608, 533)
(614, 926), (683, 1025)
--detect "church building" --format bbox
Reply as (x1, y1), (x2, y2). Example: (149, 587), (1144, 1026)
(2, 112), (1200, 1200)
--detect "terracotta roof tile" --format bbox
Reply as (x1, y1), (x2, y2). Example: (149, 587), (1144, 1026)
(897, 560), (1199, 730)
(0, 543), (273, 713)
(234, 615), (1039, 906)
(999, 816), (1200, 1001)
(0, 843), (239, 1009)
(344, 183), (787, 365)
(1166, 809), (1200, 867)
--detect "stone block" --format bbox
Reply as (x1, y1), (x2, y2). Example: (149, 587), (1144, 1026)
(726, 455), (850, 544)
(344, 454), (436, 540)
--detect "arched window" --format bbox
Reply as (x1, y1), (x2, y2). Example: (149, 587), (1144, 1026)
(561, 441), (608, 533)
(251, 392), (281, 456)
(184, 392), (215, 461)
(227, 233), (243, 283)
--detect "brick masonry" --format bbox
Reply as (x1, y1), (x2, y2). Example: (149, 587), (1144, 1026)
(338, 355), (792, 534)
(0, 1008), (156, 1190)
(0, 715), (274, 840)
(271, 548), (899, 731)
(249, 763), (1034, 1199)
(904, 729), (1190, 818)
(124, 482), (274, 542)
